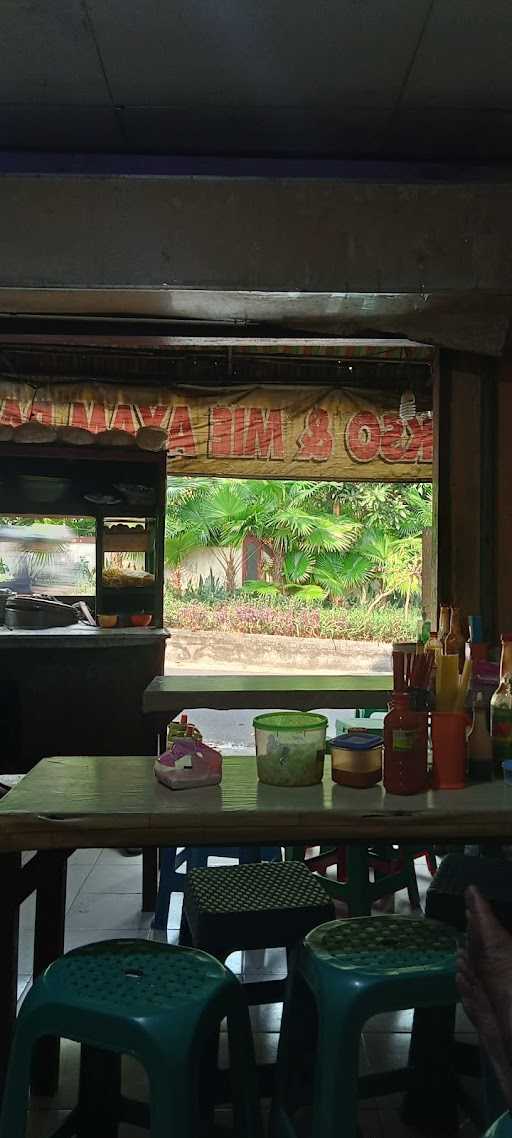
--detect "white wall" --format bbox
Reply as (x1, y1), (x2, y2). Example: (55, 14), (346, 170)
(168, 546), (243, 590)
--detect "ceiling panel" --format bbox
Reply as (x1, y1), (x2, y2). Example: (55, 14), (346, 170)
(87, 0), (430, 108)
(121, 106), (391, 157)
(0, 105), (122, 150)
(0, 0), (110, 104)
(403, 0), (512, 108)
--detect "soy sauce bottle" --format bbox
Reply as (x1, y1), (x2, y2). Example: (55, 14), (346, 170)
(384, 692), (427, 795)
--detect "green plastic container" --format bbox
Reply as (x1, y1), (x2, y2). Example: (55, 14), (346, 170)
(253, 711), (327, 786)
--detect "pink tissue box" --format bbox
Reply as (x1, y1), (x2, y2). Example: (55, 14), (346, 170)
(154, 738), (222, 790)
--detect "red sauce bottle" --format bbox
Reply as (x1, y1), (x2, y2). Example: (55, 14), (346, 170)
(383, 692), (427, 795)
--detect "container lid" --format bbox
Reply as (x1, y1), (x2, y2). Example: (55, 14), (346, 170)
(329, 733), (383, 751)
(253, 711), (328, 732)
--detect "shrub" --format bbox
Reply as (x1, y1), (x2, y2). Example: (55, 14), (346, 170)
(164, 587), (420, 642)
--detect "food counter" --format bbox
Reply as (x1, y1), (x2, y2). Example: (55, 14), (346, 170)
(0, 443), (168, 772)
(0, 625), (168, 772)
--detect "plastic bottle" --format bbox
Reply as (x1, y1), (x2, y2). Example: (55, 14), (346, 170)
(468, 692), (493, 782)
(491, 635), (512, 772)
(383, 692), (427, 795)
(445, 606), (466, 672)
(421, 619), (431, 645)
(167, 713), (189, 747)
(438, 605), (451, 652)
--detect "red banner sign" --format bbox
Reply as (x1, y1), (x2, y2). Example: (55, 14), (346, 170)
(0, 380), (433, 480)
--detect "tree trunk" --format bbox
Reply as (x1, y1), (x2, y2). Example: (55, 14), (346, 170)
(367, 589), (394, 613)
(170, 567), (182, 593)
(271, 546), (285, 585)
(404, 583), (412, 619)
(224, 552), (237, 595)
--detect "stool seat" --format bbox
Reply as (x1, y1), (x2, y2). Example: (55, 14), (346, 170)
(307, 914), (457, 975)
(427, 853), (512, 932)
(43, 939), (229, 1015)
(183, 860), (335, 954)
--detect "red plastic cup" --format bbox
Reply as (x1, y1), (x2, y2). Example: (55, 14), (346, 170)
(431, 712), (468, 790)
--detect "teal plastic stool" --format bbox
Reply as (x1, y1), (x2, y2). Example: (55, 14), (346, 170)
(270, 916), (459, 1138)
(0, 939), (262, 1138)
(486, 1114), (512, 1138)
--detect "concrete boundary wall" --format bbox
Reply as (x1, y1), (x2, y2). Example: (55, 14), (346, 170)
(166, 628), (391, 674)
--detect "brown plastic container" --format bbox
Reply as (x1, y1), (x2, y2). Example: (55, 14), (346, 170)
(330, 733), (382, 788)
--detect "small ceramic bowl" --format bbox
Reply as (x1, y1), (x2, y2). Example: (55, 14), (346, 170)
(131, 613), (152, 627)
(98, 614), (118, 628)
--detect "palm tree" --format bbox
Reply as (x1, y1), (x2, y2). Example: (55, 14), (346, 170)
(165, 478), (360, 597)
(165, 477), (431, 612)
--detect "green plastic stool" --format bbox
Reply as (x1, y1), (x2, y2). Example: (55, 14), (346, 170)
(285, 842), (425, 915)
(270, 916), (459, 1138)
(486, 1114), (512, 1138)
(0, 939), (262, 1138)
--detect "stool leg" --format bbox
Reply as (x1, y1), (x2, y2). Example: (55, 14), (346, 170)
(345, 846), (372, 916)
(311, 1000), (363, 1138)
(270, 967), (318, 1135)
(152, 847), (177, 931)
(402, 1004), (459, 1134)
(178, 904), (193, 947)
(149, 1058), (196, 1138)
(400, 847), (421, 911)
(142, 847), (158, 912)
(32, 849), (68, 1096)
(77, 1045), (121, 1138)
(0, 1021), (35, 1138)
(0, 851), (20, 1102)
(226, 988), (263, 1138)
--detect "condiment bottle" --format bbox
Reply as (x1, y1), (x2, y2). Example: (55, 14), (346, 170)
(491, 634), (512, 772)
(167, 713), (190, 746)
(425, 629), (441, 693)
(421, 619), (431, 645)
(425, 629), (442, 670)
(468, 692), (493, 782)
(383, 692), (427, 795)
(438, 605), (451, 652)
(445, 606), (466, 672)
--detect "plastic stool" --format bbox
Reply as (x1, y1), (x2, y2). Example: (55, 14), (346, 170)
(270, 915), (459, 1138)
(153, 844), (282, 930)
(486, 1113), (512, 1138)
(285, 841), (432, 915)
(404, 853), (512, 1133)
(0, 939), (262, 1138)
(181, 860), (335, 1004)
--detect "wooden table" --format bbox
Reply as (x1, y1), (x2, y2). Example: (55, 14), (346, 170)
(1, 754), (511, 1107)
(2, 753), (512, 850)
(143, 672), (393, 725)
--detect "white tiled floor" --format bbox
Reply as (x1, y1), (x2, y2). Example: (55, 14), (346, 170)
(18, 851), (478, 1138)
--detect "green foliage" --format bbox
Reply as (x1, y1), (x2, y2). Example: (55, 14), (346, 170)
(165, 477), (432, 613)
(164, 589), (421, 643)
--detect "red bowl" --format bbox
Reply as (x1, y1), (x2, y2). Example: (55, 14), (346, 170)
(130, 613), (152, 627)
